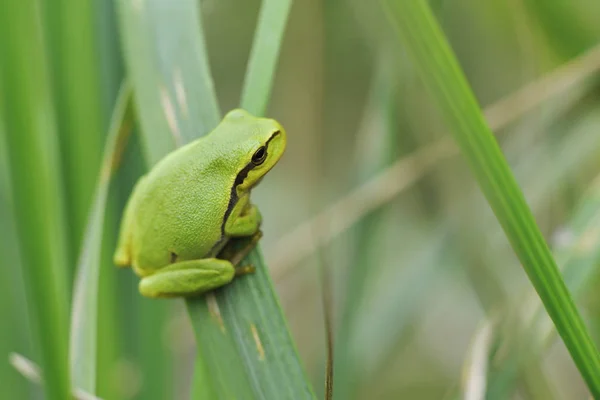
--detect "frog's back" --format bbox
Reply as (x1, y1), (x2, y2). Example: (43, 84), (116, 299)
(121, 138), (235, 274)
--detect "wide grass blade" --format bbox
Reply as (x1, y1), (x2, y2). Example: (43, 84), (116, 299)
(69, 83), (133, 395)
(117, 0), (314, 398)
(382, 0), (600, 396)
(117, 0), (220, 163)
(0, 0), (71, 398)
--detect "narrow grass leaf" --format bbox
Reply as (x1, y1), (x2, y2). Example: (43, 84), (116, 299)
(91, 2), (127, 397)
(41, 0), (106, 259)
(240, 0), (293, 116)
(488, 168), (600, 396)
(0, 113), (31, 400)
(382, 0), (600, 395)
(69, 83), (133, 394)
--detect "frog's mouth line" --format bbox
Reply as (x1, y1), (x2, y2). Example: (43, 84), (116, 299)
(269, 130), (281, 140)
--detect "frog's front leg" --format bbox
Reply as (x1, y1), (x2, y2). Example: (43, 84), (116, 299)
(139, 258), (235, 298)
(224, 195), (262, 237)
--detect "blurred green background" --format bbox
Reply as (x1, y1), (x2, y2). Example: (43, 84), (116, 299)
(2, 0), (600, 399)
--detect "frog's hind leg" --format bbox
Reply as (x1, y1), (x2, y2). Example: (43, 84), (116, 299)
(138, 258), (235, 298)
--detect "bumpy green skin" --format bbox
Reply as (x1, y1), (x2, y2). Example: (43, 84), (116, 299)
(114, 109), (286, 298)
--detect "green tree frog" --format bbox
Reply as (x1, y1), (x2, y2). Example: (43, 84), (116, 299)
(114, 109), (286, 298)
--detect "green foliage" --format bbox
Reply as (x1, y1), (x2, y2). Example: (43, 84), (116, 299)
(69, 83), (133, 395)
(0, 1), (71, 398)
(2, 0), (600, 399)
(41, 0), (106, 261)
(240, 0), (293, 116)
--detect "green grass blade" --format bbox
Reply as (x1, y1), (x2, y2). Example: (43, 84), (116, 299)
(41, 0), (106, 260)
(69, 83), (133, 394)
(0, 114), (31, 400)
(382, 0), (600, 396)
(488, 164), (600, 396)
(0, 0), (71, 397)
(117, 0), (221, 164)
(461, 321), (495, 400)
(240, 0), (293, 116)
(187, 247), (316, 399)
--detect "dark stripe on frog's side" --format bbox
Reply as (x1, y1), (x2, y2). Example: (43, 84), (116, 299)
(222, 161), (254, 236)
(221, 130), (281, 236)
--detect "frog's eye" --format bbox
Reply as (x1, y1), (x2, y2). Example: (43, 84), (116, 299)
(252, 146), (267, 166)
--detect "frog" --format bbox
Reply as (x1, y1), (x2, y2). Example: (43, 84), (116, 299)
(113, 109), (286, 298)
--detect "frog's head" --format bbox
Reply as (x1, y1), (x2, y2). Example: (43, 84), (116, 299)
(222, 109), (287, 194)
